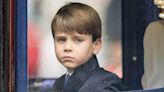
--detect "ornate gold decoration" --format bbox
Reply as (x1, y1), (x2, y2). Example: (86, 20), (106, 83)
(154, 0), (164, 19)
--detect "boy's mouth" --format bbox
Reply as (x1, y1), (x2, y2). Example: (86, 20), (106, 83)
(61, 56), (75, 62)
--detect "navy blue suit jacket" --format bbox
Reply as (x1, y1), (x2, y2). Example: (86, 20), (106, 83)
(53, 55), (125, 92)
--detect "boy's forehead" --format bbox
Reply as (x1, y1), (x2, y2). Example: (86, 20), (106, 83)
(55, 29), (89, 35)
(55, 31), (91, 37)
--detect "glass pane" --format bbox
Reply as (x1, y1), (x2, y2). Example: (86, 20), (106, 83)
(28, 0), (122, 91)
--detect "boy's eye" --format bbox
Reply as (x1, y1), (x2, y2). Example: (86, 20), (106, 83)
(74, 38), (84, 43)
(55, 38), (66, 43)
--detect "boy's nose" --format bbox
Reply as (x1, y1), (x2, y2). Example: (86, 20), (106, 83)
(64, 42), (72, 52)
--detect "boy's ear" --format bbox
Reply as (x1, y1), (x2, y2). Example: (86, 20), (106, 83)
(93, 38), (102, 54)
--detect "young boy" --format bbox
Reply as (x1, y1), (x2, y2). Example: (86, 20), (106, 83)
(51, 2), (124, 92)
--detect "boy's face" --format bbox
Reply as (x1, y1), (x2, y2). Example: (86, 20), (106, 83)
(54, 31), (101, 69)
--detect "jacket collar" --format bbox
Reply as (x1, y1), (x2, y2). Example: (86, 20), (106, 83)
(54, 55), (99, 92)
(74, 55), (99, 77)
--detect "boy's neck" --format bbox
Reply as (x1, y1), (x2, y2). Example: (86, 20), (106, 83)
(66, 68), (74, 76)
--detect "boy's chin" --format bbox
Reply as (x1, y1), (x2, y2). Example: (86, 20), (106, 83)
(63, 63), (79, 69)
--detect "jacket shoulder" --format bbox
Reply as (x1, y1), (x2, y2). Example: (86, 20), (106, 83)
(95, 68), (123, 86)
(79, 68), (125, 92)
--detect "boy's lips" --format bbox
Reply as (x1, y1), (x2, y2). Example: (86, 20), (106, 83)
(61, 56), (75, 61)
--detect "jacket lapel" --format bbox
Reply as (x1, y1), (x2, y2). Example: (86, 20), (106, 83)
(63, 74), (85, 92)
(53, 75), (65, 92)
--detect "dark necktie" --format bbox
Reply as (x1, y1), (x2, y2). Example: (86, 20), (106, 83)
(64, 74), (70, 87)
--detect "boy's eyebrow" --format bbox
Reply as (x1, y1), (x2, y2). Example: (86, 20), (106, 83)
(55, 33), (66, 37)
(55, 35), (66, 38)
(55, 35), (86, 39)
(72, 35), (89, 39)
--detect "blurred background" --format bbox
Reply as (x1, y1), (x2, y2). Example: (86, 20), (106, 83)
(28, 0), (122, 91)
(28, 0), (122, 78)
